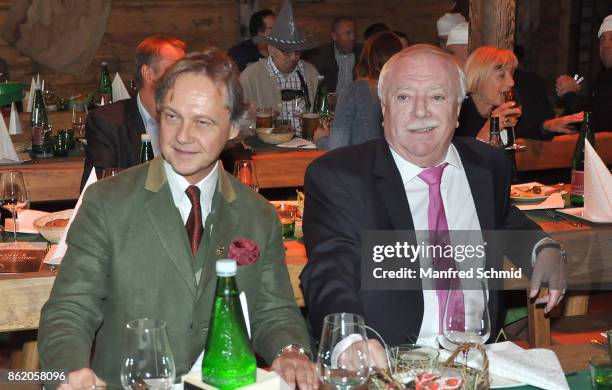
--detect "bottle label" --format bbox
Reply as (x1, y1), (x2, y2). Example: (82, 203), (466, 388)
(570, 170), (584, 196)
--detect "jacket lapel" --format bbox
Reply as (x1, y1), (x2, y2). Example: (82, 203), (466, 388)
(196, 170), (238, 300)
(453, 139), (496, 229)
(144, 158), (197, 295)
(373, 140), (415, 230)
(126, 97), (147, 158)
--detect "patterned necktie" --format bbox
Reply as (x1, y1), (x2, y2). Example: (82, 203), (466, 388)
(418, 163), (465, 333)
(185, 185), (203, 256)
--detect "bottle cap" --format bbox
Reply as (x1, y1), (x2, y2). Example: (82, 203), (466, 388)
(216, 259), (237, 276)
(141, 133), (152, 141)
(102, 61), (108, 66)
(318, 75), (324, 80)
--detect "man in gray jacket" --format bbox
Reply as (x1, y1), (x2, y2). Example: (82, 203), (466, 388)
(240, 0), (319, 137)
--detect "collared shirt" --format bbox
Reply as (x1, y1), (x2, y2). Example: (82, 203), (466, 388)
(334, 43), (355, 97)
(137, 93), (161, 156)
(164, 160), (218, 226)
(267, 57), (306, 135)
(390, 144), (485, 347)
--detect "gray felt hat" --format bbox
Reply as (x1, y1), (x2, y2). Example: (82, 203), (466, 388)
(254, 0), (318, 52)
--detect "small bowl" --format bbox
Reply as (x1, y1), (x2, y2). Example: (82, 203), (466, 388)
(34, 209), (74, 243)
(256, 127), (294, 145)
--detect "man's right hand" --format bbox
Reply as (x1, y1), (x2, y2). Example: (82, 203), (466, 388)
(556, 75), (581, 97)
(58, 368), (106, 390)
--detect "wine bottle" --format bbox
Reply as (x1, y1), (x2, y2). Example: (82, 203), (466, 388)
(488, 116), (503, 149)
(98, 62), (113, 106)
(570, 111), (595, 206)
(202, 260), (256, 390)
(30, 87), (49, 156)
(139, 133), (154, 163)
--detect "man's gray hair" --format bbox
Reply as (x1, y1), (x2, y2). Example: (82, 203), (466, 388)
(377, 44), (466, 105)
(155, 48), (244, 124)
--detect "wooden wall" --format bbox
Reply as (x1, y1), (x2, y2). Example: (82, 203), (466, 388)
(0, 0), (583, 102)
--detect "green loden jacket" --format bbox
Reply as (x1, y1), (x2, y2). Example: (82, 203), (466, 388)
(38, 157), (310, 389)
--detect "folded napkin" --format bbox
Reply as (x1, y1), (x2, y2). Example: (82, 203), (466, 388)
(50, 169), (98, 264)
(439, 342), (569, 390)
(8, 102), (22, 135)
(277, 137), (316, 149)
(517, 192), (565, 211)
(0, 110), (20, 161)
(4, 209), (49, 234)
(112, 72), (131, 102)
(584, 139), (612, 222)
(24, 77), (36, 112)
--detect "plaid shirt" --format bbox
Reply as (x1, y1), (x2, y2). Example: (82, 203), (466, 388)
(267, 57), (306, 135)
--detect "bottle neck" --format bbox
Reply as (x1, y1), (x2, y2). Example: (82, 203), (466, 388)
(215, 275), (238, 297)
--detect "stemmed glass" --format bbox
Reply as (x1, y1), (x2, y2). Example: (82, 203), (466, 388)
(0, 171), (29, 242)
(72, 102), (88, 140)
(120, 318), (176, 390)
(317, 313), (370, 390)
(233, 160), (259, 192)
(502, 89), (525, 151)
(443, 279), (491, 348)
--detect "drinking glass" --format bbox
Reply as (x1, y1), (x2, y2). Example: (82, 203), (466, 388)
(317, 313), (370, 390)
(0, 171), (28, 242)
(72, 102), (88, 139)
(502, 89), (525, 151)
(443, 280), (491, 347)
(120, 318), (176, 390)
(276, 203), (297, 240)
(233, 160), (259, 192)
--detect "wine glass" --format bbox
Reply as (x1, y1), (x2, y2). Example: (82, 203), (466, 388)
(72, 102), (88, 140)
(502, 89), (525, 151)
(0, 171), (29, 242)
(120, 318), (176, 390)
(233, 160), (259, 192)
(443, 279), (491, 348)
(317, 313), (370, 390)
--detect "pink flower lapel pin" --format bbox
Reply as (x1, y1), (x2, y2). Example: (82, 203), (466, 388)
(228, 238), (260, 266)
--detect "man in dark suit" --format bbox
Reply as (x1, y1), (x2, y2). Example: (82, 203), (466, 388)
(228, 9), (276, 71)
(81, 35), (186, 189)
(313, 17), (362, 96)
(40, 50), (317, 390)
(301, 45), (567, 351)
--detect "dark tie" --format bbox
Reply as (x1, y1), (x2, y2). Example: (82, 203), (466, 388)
(185, 185), (203, 256)
(418, 163), (465, 333)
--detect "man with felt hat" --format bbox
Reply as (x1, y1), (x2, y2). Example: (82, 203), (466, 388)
(240, 0), (319, 137)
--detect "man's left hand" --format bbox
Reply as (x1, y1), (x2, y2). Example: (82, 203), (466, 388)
(271, 349), (319, 390)
(530, 246), (567, 313)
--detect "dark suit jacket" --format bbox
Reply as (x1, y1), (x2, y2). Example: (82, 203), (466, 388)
(313, 42), (363, 93)
(39, 158), (310, 389)
(81, 97), (146, 190)
(561, 66), (612, 132)
(300, 137), (544, 345)
(228, 38), (263, 72)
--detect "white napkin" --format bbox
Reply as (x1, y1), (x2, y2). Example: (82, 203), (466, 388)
(112, 72), (131, 102)
(0, 110), (20, 161)
(277, 137), (316, 149)
(47, 169), (98, 265)
(8, 102), (22, 135)
(584, 139), (612, 222)
(4, 209), (49, 233)
(439, 342), (569, 390)
(516, 192), (565, 211)
(25, 77), (36, 112)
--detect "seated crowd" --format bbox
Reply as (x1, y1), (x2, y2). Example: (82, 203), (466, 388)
(39, 1), (610, 389)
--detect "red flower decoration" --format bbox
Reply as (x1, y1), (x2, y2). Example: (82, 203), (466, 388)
(228, 238), (260, 266)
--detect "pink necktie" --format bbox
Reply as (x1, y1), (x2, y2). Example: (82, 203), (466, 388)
(185, 185), (203, 256)
(418, 163), (465, 333)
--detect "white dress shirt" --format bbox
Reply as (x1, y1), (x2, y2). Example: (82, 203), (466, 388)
(164, 160), (218, 226)
(390, 144), (487, 347)
(137, 93), (161, 156)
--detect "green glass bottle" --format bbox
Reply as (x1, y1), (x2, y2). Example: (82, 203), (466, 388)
(570, 111), (595, 206)
(30, 87), (49, 156)
(98, 62), (113, 106)
(312, 75), (328, 116)
(202, 259), (256, 390)
(139, 133), (154, 163)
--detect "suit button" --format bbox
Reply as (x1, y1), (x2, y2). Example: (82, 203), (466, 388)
(190, 324), (194, 329)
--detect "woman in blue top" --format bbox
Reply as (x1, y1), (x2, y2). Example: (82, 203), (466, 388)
(314, 31), (403, 149)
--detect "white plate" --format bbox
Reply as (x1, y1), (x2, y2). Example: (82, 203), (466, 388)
(510, 182), (565, 203)
(556, 207), (612, 224)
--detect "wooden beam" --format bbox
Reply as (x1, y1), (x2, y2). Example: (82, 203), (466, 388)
(469, 0), (516, 50)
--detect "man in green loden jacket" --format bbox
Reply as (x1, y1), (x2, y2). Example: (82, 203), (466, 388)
(39, 48), (318, 390)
